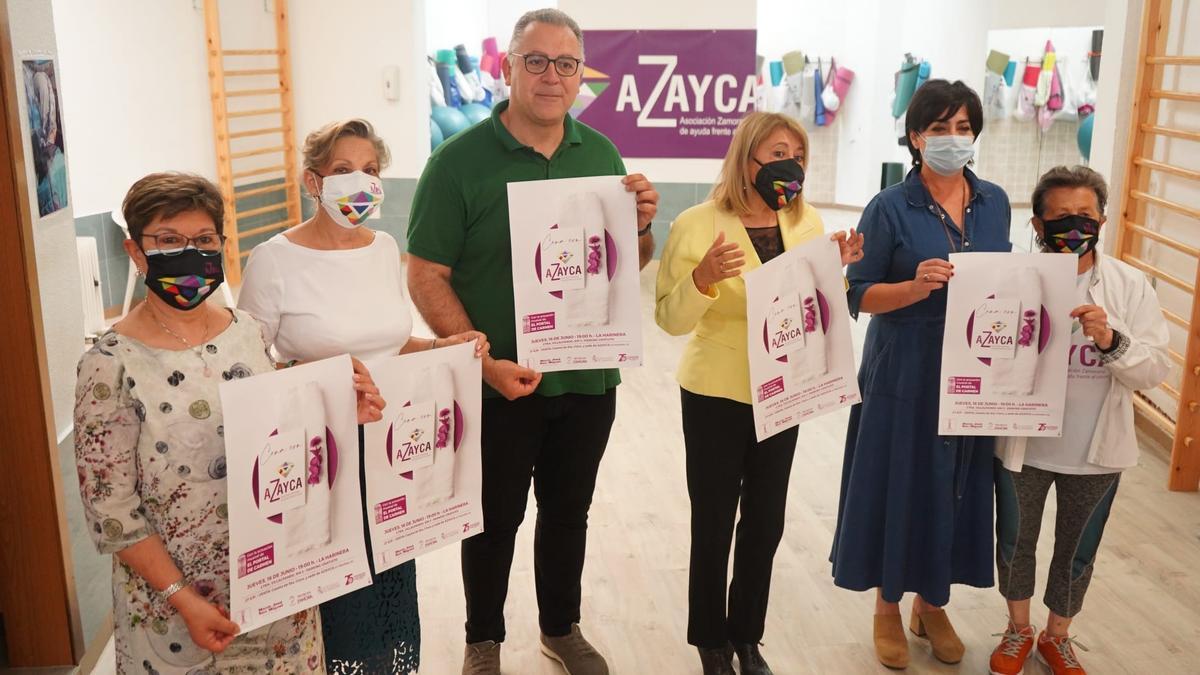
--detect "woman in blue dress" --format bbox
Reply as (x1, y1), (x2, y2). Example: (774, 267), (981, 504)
(831, 80), (1011, 669)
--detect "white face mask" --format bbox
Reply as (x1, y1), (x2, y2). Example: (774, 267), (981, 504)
(920, 134), (975, 176)
(315, 170), (385, 229)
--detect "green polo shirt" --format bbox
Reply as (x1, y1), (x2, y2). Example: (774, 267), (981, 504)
(407, 100), (625, 399)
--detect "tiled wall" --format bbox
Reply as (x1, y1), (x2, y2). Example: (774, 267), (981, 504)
(977, 117), (1086, 205)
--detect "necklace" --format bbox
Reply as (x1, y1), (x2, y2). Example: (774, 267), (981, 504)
(925, 177), (971, 253)
(148, 303), (214, 377)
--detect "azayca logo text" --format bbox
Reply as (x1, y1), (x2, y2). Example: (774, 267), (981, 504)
(975, 321), (1015, 348)
(399, 427), (432, 462)
(615, 56), (756, 128)
(264, 459), (304, 503)
(545, 249), (584, 282)
(771, 317), (805, 351)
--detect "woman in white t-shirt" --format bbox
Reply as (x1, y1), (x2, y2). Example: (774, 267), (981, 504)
(987, 167), (1169, 675)
(239, 119), (486, 675)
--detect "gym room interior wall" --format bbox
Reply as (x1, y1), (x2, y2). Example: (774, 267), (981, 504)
(7, 0), (109, 647)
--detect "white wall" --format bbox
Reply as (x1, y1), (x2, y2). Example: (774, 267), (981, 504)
(559, 0), (758, 185)
(990, 0), (1109, 29)
(11, 0), (82, 444)
(52, 0), (215, 216)
(290, 0), (428, 178)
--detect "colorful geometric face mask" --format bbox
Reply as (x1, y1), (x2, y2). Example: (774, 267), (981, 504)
(143, 248), (224, 311)
(317, 170), (386, 229)
(753, 158), (805, 211)
(1040, 214), (1100, 256)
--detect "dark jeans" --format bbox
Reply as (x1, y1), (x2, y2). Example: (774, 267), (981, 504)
(681, 389), (798, 648)
(462, 390), (616, 644)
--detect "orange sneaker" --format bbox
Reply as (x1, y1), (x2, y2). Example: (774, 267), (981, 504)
(988, 623), (1035, 675)
(1036, 631), (1088, 674)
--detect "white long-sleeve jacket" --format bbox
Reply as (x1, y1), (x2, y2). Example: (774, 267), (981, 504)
(997, 252), (1172, 472)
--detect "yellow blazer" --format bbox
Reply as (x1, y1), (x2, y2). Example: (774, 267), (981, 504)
(655, 199), (826, 404)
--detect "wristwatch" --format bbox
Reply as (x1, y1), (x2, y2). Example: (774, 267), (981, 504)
(637, 222), (653, 237)
(160, 577), (190, 602)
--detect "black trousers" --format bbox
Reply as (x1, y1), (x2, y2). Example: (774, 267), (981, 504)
(681, 389), (798, 648)
(461, 390), (616, 644)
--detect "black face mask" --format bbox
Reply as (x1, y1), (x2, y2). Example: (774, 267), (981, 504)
(1040, 214), (1101, 256)
(753, 158), (805, 211)
(143, 248), (225, 311)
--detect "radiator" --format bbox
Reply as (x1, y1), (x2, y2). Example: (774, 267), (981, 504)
(76, 236), (106, 338)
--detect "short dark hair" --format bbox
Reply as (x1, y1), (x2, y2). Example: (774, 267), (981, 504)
(122, 172), (225, 240)
(509, 8), (584, 55)
(1031, 165), (1109, 218)
(904, 79), (984, 165)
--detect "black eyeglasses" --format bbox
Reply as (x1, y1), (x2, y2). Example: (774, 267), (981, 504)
(140, 232), (227, 256)
(510, 52), (583, 78)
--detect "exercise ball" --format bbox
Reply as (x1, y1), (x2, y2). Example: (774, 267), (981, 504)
(431, 105), (471, 139)
(430, 117), (444, 150)
(1077, 113), (1094, 161)
(461, 102), (491, 124)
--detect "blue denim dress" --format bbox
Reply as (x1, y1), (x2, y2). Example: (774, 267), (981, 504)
(831, 168), (1011, 605)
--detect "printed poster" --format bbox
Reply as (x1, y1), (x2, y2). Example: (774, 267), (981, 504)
(939, 252), (1076, 436)
(575, 30), (758, 158)
(362, 342), (483, 573)
(220, 355), (371, 633)
(744, 237), (861, 441)
(508, 175), (643, 373)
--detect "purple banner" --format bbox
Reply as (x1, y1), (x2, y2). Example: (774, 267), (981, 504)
(574, 30), (758, 158)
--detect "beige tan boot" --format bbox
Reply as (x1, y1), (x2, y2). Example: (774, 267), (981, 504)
(873, 614), (910, 669)
(909, 606), (965, 664)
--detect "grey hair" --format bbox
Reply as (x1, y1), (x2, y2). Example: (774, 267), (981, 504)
(1031, 165), (1109, 218)
(508, 8), (584, 55)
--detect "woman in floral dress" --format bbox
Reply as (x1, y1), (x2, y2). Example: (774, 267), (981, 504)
(75, 173), (380, 673)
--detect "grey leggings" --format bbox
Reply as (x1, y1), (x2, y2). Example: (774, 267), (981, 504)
(994, 459), (1120, 618)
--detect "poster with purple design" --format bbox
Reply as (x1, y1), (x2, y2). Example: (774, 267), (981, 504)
(361, 341), (483, 574)
(574, 30), (757, 158)
(939, 252), (1075, 436)
(508, 175), (643, 372)
(745, 238), (860, 441)
(220, 354), (371, 633)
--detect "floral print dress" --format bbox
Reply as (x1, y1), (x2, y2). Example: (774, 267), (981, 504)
(74, 309), (324, 674)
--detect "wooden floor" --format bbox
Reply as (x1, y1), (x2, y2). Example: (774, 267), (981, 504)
(414, 258), (1200, 675)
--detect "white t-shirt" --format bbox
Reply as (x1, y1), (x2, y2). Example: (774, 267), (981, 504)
(238, 231), (414, 363)
(1024, 271), (1118, 475)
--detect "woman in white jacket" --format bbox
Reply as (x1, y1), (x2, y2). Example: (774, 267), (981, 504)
(988, 166), (1170, 675)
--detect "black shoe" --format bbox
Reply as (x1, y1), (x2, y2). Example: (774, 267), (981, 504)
(697, 644), (735, 675)
(734, 643), (774, 675)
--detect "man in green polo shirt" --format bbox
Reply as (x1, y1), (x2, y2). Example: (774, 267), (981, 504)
(407, 8), (658, 675)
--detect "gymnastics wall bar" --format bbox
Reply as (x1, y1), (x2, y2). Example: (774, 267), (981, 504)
(1114, 0), (1200, 490)
(203, 0), (300, 285)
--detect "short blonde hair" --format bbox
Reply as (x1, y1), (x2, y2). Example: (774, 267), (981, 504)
(301, 118), (391, 173)
(709, 112), (809, 216)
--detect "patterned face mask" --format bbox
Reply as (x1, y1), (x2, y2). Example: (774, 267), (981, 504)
(315, 170), (385, 229)
(143, 248), (224, 311)
(1040, 214), (1100, 256)
(752, 158), (805, 211)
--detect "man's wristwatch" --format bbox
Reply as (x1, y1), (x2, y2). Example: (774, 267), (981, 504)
(637, 222), (653, 237)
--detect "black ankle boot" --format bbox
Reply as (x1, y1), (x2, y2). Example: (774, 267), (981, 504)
(734, 643), (774, 675)
(696, 644), (735, 675)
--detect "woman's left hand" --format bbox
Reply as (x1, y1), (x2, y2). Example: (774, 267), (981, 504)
(1071, 304), (1114, 350)
(351, 357), (386, 424)
(832, 228), (865, 265)
(437, 331), (491, 359)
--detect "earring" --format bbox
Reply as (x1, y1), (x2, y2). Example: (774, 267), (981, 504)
(135, 267), (145, 277)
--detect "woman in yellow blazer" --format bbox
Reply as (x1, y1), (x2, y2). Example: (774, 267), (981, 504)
(655, 112), (863, 675)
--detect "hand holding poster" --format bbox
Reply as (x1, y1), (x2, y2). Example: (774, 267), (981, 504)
(508, 175), (643, 372)
(219, 355), (371, 633)
(744, 237), (861, 441)
(939, 252), (1076, 436)
(362, 342), (483, 574)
